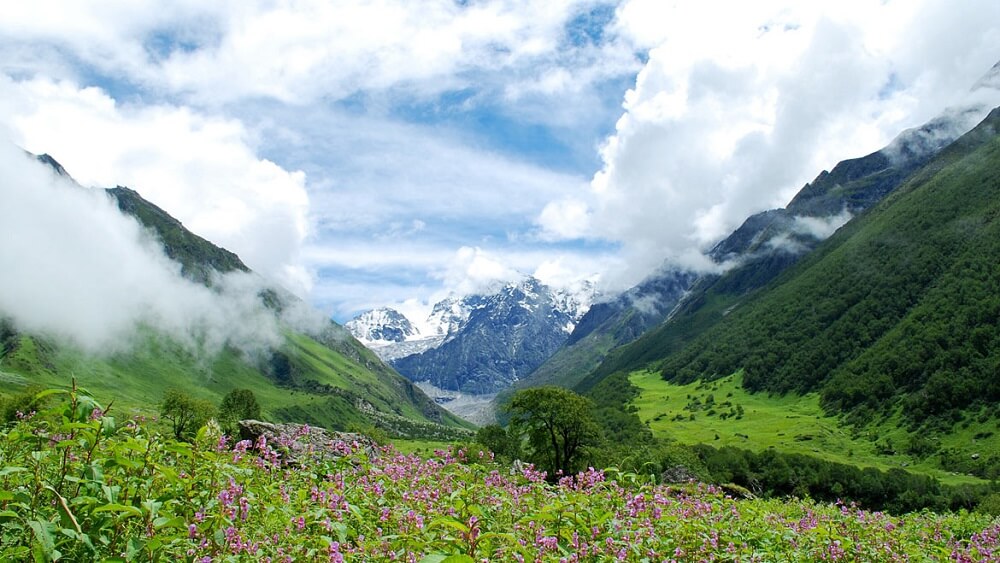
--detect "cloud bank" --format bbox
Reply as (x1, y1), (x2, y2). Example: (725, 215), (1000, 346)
(537, 0), (1000, 288)
(3, 1), (1000, 321)
(0, 144), (317, 356)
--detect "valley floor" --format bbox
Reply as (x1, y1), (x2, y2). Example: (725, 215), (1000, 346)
(629, 370), (993, 486)
(414, 380), (497, 425)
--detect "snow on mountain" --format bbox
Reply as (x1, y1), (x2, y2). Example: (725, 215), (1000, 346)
(346, 276), (598, 376)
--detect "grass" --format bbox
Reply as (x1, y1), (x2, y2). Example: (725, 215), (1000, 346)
(629, 370), (993, 486)
(0, 328), (468, 436)
(391, 438), (456, 455)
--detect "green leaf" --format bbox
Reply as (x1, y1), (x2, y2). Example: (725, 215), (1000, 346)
(33, 389), (70, 401)
(331, 522), (349, 544)
(27, 519), (55, 558)
(0, 466), (29, 477)
(93, 504), (143, 519)
(153, 516), (185, 530)
(428, 516), (469, 534)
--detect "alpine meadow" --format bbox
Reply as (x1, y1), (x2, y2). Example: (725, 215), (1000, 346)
(3, 2), (1000, 561)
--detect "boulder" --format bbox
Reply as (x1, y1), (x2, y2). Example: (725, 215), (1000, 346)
(237, 419), (380, 464)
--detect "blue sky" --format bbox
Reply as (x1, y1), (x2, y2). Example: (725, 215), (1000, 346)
(2, 0), (999, 324)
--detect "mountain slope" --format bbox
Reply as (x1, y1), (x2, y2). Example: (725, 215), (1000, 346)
(0, 155), (469, 436)
(593, 106), (1000, 427)
(572, 99), (999, 392)
(391, 278), (589, 394)
(527, 102), (975, 399)
(504, 268), (697, 396)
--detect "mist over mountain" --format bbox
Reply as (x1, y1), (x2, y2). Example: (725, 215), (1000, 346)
(513, 67), (1000, 398)
(0, 147), (466, 434)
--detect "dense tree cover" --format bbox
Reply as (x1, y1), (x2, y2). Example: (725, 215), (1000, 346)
(687, 444), (994, 514)
(573, 369), (1000, 514)
(506, 387), (601, 479)
(217, 388), (261, 435)
(474, 424), (521, 462)
(648, 109), (1000, 426)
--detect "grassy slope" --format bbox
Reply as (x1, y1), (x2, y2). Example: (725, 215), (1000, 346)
(629, 370), (995, 486)
(1, 328), (471, 435)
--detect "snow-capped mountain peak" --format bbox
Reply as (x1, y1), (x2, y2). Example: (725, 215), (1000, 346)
(344, 308), (418, 344)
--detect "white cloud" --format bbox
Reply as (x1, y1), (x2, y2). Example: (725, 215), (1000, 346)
(0, 1), (628, 107)
(0, 143), (291, 355)
(0, 76), (312, 296)
(792, 210), (853, 240)
(434, 247), (522, 297)
(536, 0), (1000, 288)
(5, 0), (1000, 324)
(536, 197), (592, 241)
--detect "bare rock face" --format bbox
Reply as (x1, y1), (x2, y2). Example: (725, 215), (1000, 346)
(237, 419), (380, 464)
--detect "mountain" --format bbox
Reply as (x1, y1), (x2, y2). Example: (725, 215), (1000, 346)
(522, 76), (1000, 399)
(0, 154), (470, 438)
(346, 295), (485, 363)
(346, 307), (419, 344)
(386, 277), (594, 394)
(583, 105), (1000, 429)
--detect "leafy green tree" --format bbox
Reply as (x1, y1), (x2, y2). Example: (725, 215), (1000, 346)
(475, 424), (521, 462)
(160, 388), (215, 440)
(507, 387), (600, 478)
(218, 388), (261, 435)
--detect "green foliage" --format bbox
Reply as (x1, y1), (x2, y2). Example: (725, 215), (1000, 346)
(3, 387), (1000, 561)
(0, 327), (470, 441)
(346, 422), (391, 446)
(159, 388), (215, 440)
(507, 387), (601, 479)
(583, 110), (1000, 430)
(217, 388), (261, 435)
(0, 384), (45, 423)
(474, 424), (521, 462)
(687, 444), (997, 513)
(975, 493), (1000, 516)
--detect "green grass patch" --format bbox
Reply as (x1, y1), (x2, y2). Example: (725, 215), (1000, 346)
(629, 370), (991, 486)
(391, 438), (456, 456)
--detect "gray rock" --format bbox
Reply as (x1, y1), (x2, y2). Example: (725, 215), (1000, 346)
(237, 419), (379, 464)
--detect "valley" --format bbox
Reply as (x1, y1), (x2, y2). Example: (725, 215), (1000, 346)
(3, 7), (1000, 560)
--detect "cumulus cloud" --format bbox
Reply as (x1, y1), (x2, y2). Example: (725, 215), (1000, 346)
(0, 76), (312, 296)
(0, 0), (633, 110)
(536, 0), (1000, 288)
(435, 247), (523, 297)
(0, 143), (298, 356)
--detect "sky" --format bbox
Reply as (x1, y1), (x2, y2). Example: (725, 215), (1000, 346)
(2, 0), (1000, 324)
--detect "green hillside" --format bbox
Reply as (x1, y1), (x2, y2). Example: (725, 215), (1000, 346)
(571, 107), (1000, 487)
(0, 326), (469, 437)
(0, 157), (470, 438)
(587, 108), (1000, 424)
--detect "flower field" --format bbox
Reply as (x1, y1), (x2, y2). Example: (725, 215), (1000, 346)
(2, 388), (999, 561)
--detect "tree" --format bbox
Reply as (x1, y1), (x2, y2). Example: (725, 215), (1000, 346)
(218, 388), (261, 435)
(475, 424), (521, 462)
(507, 387), (601, 479)
(160, 389), (215, 440)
